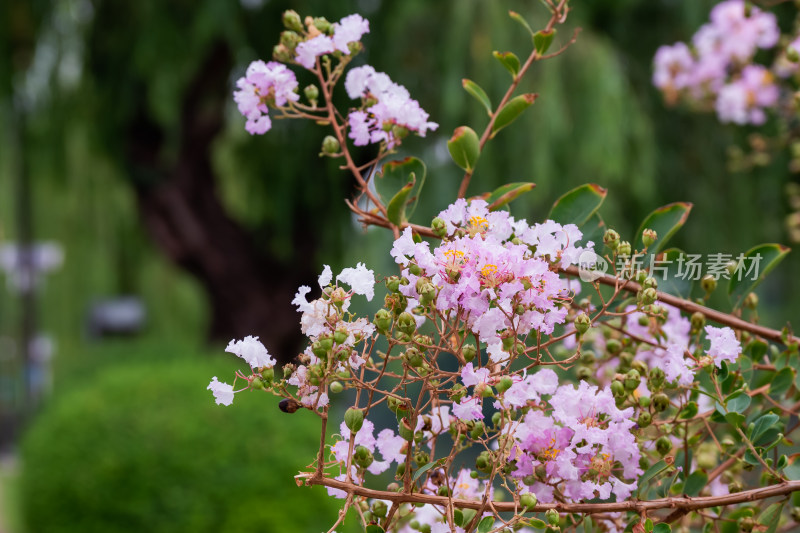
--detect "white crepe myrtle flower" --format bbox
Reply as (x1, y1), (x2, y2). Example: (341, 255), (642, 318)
(336, 262), (376, 301)
(225, 335), (276, 369)
(207, 377), (234, 406)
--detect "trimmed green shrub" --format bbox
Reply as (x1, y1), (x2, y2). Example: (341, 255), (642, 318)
(19, 357), (347, 533)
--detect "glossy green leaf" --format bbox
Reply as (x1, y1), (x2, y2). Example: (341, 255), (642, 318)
(784, 457), (800, 480)
(637, 459), (668, 495)
(447, 126), (480, 172)
(548, 183), (608, 226)
(726, 391), (751, 414)
(454, 510), (464, 527)
(491, 94), (537, 138)
(653, 524), (672, 533)
(684, 470), (707, 496)
(757, 502), (784, 533)
(634, 202), (693, 254)
(745, 339), (768, 361)
(527, 518), (547, 529)
(493, 51), (521, 79)
(485, 182), (536, 211)
(533, 29), (555, 55)
(386, 176), (415, 226)
(366, 525), (385, 533)
(508, 10), (534, 35)
(462, 79), (492, 116)
(412, 458), (445, 483)
(655, 248), (693, 298)
(769, 367), (795, 396)
(728, 243), (790, 309)
(679, 401), (698, 419)
(478, 516), (494, 533)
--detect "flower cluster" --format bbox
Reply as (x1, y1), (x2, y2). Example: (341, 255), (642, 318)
(652, 0), (781, 125)
(233, 61), (299, 134)
(346, 65), (439, 147)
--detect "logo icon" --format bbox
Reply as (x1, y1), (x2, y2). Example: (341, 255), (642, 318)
(577, 251), (608, 282)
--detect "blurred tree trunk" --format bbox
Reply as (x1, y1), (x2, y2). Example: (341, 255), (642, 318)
(125, 42), (315, 360)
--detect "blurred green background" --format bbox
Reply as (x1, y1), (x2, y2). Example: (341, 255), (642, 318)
(0, 0), (797, 531)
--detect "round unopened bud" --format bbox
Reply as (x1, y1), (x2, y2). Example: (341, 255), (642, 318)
(398, 417), (414, 441)
(374, 309), (393, 333)
(642, 228), (658, 248)
(638, 395), (651, 408)
(492, 412), (502, 427)
(282, 10), (304, 32)
(637, 412), (652, 428)
(496, 376), (513, 394)
(280, 31), (301, 50)
(624, 369), (641, 391)
(744, 292), (758, 309)
(791, 507), (800, 523)
(606, 339), (622, 355)
(652, 392), (670, 412)
(260, 367), (274, 383)
(329, 381), (343, 394)
(520, 493), (538, 509)
(617, 241), (632, 257)
(354, 444), (374, 468)
(701, 275), (717, 294)
(273, 44), (292, 63)
(403, 348), (423, 368)
(408, 263), (423, 276)
(372, 500), (388, 518)
(470, 421), (485, 439)
(580, 350), (596, 365)
(649, 367), (666, 391)
(642, 276), (658, 290)
(432, 217), (447, 238)
(545, 509), (560, 526)
(462, 343), (477, 363)
(576, 366), (593, 381)
(640, 287), (658, 306)
(397, 312), (417, 335)
(603, 229), (620, 250)
(737, 517), (755, 532)
(475, 454), (490, 473)
(414, 450), (430, 465)
(655, 436), (673, 457)
(250, 376), (266, 391)
(312, 16), (332, 34)
(418, 281), (436, 305)
(321, 135), (340, 155)
(690, 312), (705, 333)
(788, 46), (800, 63)
(386, 276), (402, 293)
(611, 380), (626, 398)
(311, 340), (328, 358)
(344, 407), (364, 432)
(574, 313), (591, 335)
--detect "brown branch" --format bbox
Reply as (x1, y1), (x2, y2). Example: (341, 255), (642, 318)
(297, 474), (800, 514)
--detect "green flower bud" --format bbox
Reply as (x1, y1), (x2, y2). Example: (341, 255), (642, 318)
(344, 407), (364, 432)
(280, 30), (301, 50)
(618, 351), (634, 371)
(312, 17), (332, 34)
(414, 450), (430, 466)
(462, 343), (477, 363)
(372, 500), (388, 518)
(638, 395), (651, 408)
(354, 444), (373, 468)
(470, 421), (485, 439)
(545, 509), (560, 526)
(640, 287), (657, 306)
(737, 517), (755, 533)
(396, 463), (406, 479)
(282, 10), (304, 32)
(611, 380), (626, 398)
(637, 412), (651, 428)
(652, 392), (670, 412)
(649, 367), (666, 391)
(655, 436), (673, 457)
(333, 328), (348, 345)
(408, 263), (423, 276)
(701, 275), (717, 294)
(398, 417), (414, 441)
(603, 229), (620, 250)
(431, 217), (447, 238)
(690, 312), (705, 333)
(631, 360), (648, 375)
(743, 292), (758, 309)
(642, 276), (658, 290)
(386, 276), (402, 293)
(520, 492), (538, 509)
(329, 381), (343, 394)
(374, 309), (393, 333)
(403, 348), (423, 368)
(497, 376), (513, 393)
(450, 383), (466, 403)
(321, 135), (340, 155)
(260, 367), (274, 382)
(790, 507), (800, 523)
(397, 312), (417, 335)
(576, 366), (593, 381)
(437, 485), (449, 497)
(574, 313), (591, 335)
(476, 451), (492, 473)
(624, 369), (641, 391)
(606, 339), (622, 355)
(522, 474), (536, 486)
(250, 376), (266, 391)
(617, 240), (632, 258)
(311, 340), (328, 358)
(418, 281), (436, 305)
(642, 228), (658, 248)
(580, 350), (596, 365)
(273, 44), (292, 63)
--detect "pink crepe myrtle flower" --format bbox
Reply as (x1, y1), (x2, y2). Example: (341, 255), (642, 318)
(233, 60), (299, 135)
(705, 325), (741, 367)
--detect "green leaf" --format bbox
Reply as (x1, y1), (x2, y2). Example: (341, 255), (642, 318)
(745, 340), (768, 361)
(757, 502), (784, 533)
(684, 470), (707, 496)
(653, 524), (672, 533)
(784, 456), (800, 480)
(386, 176), (416, 226)
(366, 525), (385, 533)
(508, 10), (534, 34)
(655, 248), (693, 298)
(645, 518), (653, 532)
(526, 518), (547, 529)
(548, 183), (608, 226)
(454, 510), (464, 527)
(533, 29), (556, 55)
(750, 413), (779, 443)
(728, 243), (791, 309)
(637, 459), (667, 495)
(679, 401), (698, 420)
(491, 94), (537, 138)
(412, 458), (445, 483)
(769, 367), (795, 397)
(634, 202), (693, 254)
(493, 51), (521, 79)
(376, 157), (427, 222)
(447, 126), (480, 172)
(462, 79), (492, 116)
(726, 391), (751, 413)
(485, 182), (536, 211)
(478, 516), (494, 533)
